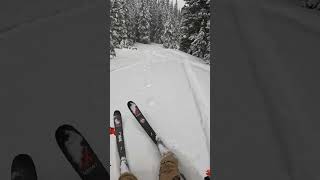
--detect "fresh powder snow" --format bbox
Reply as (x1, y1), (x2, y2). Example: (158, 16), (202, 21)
(110, 43), (210, 179)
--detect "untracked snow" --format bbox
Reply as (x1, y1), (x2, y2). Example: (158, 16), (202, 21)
(110, 43), (210, 179)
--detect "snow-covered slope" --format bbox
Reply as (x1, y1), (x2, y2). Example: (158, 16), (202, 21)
(110, 43), (210, 179)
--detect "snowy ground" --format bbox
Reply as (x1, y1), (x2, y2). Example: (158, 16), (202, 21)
(110, 43), (210, 179)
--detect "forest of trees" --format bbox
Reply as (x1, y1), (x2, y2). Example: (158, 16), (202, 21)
(110, 0), (210, 63)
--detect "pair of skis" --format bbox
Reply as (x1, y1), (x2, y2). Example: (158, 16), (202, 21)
(11, 125), (110, 180)
(113, 101), (169, 174)
(114, 101), (211, 180)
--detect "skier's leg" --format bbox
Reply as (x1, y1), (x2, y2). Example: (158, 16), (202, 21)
(159, 151), (181, 180)
(119, 172), (138, 180)
(156, 137), (181, 180)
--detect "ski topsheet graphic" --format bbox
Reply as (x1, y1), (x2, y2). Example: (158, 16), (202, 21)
(114, 110), (127, 160)
(113, 110), (132, 175)
(127, 101), (170, 156)
(11, 154), (37, 180)
(55, 124), (109, 180)
(127, 101), (158, 144)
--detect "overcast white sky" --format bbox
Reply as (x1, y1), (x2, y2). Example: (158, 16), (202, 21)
(174, 0), (186, 10)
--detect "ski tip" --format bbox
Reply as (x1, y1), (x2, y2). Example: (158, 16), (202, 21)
(11, 154), (37, 180)
(113, 110), (121, 116)
(55, 124), (78, 145)
(127, 101), (135, 108)
(127, 101), (135, 109)
(55, 124), (75, 136)
(56, 124), (75, 131)
(12, 154), (35, 169)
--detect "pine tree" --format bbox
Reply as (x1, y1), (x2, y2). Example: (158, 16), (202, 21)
(137, 0), (151, 43)
(204, 19), (210, 62)
(161, 0), (180, 49)
(169, 1), (174, 14)
(150, 0), (158, 42)
(165, 0), (170, 19)
(189, 22), (207, 58)
(125, 0), (138, 46)
(179, 0), (210, 61)
(165, 18), (180, 49)
(179, 4), (194, 52)
(111, 0), (129, 48)
(110, 33), (116, 58)
(109, 0), (116, 58)
(134, 3), (140, 43)
(153, 0), (165, 43)
(174, 0), (179, 17)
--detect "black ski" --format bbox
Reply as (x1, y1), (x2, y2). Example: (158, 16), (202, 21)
(55, 124), (109, 180)
(128, 101), (206, 180)
(113, 110), (127, 160)
(127, 101), (158, 144)
(11, 154), (37, 180)
(113, 110), (132, 173)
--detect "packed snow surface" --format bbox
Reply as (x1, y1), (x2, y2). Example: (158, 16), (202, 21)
(110, 43), (210, 179)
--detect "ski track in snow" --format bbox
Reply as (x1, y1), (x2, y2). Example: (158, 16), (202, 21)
(110, 43), (210, 180)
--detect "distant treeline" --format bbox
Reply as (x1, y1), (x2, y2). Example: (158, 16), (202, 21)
(110, 0), (211, 63)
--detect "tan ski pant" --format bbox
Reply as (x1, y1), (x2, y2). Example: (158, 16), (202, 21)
(119, 172), (138, 180)
(119, 152), (180, 180)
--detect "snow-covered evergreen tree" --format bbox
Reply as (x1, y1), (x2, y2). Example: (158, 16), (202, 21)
(174, 0), (179, 17)
(188, 22), (207, 58)
(204, 18), (210, 61)
(164, 0), (170, 19)
(137, 0), (151, 43)
(109, 0), (116, 58)
(111, 0), (129, 48)
(179, 4), (194, 52)
(162, 17), (179, 49)
(160, 0), (180, 49)
(125, 0), (138, 46)
(179, 0), (210, 62)
(169, 0), (174, 14)
(110, 33), (116, 58)
(152, 0), (165, 43)
(150, 0), (158, 42)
